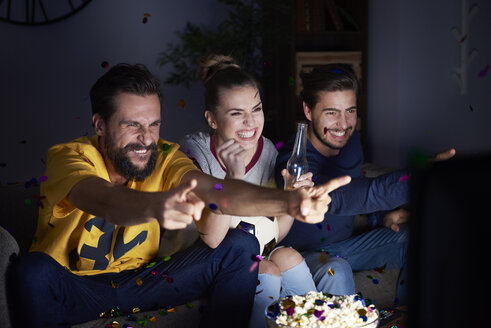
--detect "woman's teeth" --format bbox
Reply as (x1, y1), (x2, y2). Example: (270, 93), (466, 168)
(237, 130), (255, 138)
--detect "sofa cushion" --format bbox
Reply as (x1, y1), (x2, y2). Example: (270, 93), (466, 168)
(0, 184), (39, 253)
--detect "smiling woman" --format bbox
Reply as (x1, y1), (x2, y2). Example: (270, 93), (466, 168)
(178, 54), (319, 328)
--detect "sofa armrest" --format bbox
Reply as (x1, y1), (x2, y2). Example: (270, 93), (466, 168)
(0, 226), (20, 328)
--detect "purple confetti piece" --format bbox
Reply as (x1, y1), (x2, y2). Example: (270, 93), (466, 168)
(399, 174), (410, 182)
(39, 175), (48, 182)
(478, 64), (489, 78)
(314, 309), (324, 319)
(214, 183), (223, 191)
(286, 307), (294, 316)
(274, 141), (284, 150)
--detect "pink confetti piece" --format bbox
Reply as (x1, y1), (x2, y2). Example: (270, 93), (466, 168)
(399, 174), (410, 182)
(249, 261), (258, 272)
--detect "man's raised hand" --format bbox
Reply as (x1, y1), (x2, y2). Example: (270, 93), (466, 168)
(157, 179), (205, 230)
(288, 175), (351, 224)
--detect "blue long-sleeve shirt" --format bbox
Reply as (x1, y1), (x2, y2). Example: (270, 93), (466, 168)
(274, 130), (409, 251)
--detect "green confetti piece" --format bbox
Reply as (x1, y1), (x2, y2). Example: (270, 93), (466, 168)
(163, 256), (171, 262)
(24, 199), (31, 205)
(162, 144), (171, 152)
(185, 302), (194, 309)
(146, 261), (157, 268)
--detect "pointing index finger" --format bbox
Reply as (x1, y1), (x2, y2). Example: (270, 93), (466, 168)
(323, 175), (351, 194)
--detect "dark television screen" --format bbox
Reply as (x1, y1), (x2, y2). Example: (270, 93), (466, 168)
(407, 153), (490, 327)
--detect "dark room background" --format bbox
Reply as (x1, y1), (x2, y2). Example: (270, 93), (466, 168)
(0, 0), (490, 184)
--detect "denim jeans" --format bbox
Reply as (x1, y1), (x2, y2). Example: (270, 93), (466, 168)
(303, 225), (408, 304)
(7, 229), (259, 328)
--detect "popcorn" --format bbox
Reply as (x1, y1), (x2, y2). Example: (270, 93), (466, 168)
(266, 292), (379, 328)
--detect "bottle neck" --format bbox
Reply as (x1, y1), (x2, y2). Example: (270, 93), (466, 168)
(293, 124), (307, 156)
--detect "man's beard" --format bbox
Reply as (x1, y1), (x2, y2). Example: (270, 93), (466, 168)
(312, 123), (352, 150)
(104, 133), (158, 181)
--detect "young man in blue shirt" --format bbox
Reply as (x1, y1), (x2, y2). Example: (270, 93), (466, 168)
(275, 65), (455, 305)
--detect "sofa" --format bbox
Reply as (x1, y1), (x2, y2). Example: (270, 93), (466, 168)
(0, 163), (399, 328)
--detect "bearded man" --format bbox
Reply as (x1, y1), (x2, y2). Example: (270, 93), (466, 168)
(7, 63), (349, 328)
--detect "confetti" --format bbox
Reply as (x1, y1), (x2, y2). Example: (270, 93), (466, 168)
(208, 203), (218, 210)
(142, 13), (151, 24)
(326, 223), (331, 231)
(166, 277), (174, 283)
(39, 175), (48, 182)
(163, 256), (171, 261)
(151, 270), (159, 275)
(372, 278), (379, 284)
(149, 316), (157, 322)
(319, 252), (327, 264)
(136, 278), (143, 286)
(101, 61), (109, 69)
(274, 141), (284, 150)
(110, 280), (119, 288)
(328, 268), (335, 276)
(185, 302), (194, 309)
(132, 308), (140, 313)
(214, 183), (223, 191)
(162, 143), (171, 152)
(249, 261), (259, 272)
(146, 261), (157, 268)
(374, 264), (386, 273)
(288, 76), (294, 86)
(478, 64), (489, 78)
(399, 174), (410, 182)
(332, 69), (342, 74)
(459, 35), (467, 43)
(178, 99), (186, 109)
(24, 199), (32, 205)
(255, 254), (263, 262)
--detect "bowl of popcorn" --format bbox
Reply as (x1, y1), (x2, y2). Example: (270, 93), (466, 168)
(265, 291), (379, 328)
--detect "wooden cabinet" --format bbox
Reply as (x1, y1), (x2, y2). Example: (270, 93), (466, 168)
(262, 0), (368, 155)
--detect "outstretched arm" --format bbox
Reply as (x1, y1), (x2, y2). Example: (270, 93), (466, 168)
(68, 176), (205, 230)
(182, 169), (351, 223)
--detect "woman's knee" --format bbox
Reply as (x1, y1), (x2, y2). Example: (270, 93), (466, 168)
(258, 259), (280, 276)
(269, 247), (304, 272)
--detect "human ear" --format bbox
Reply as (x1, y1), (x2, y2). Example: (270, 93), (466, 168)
(204, 110), (218, 130)
(303, 101), (313, 121)
(92, 114), (106, 137)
